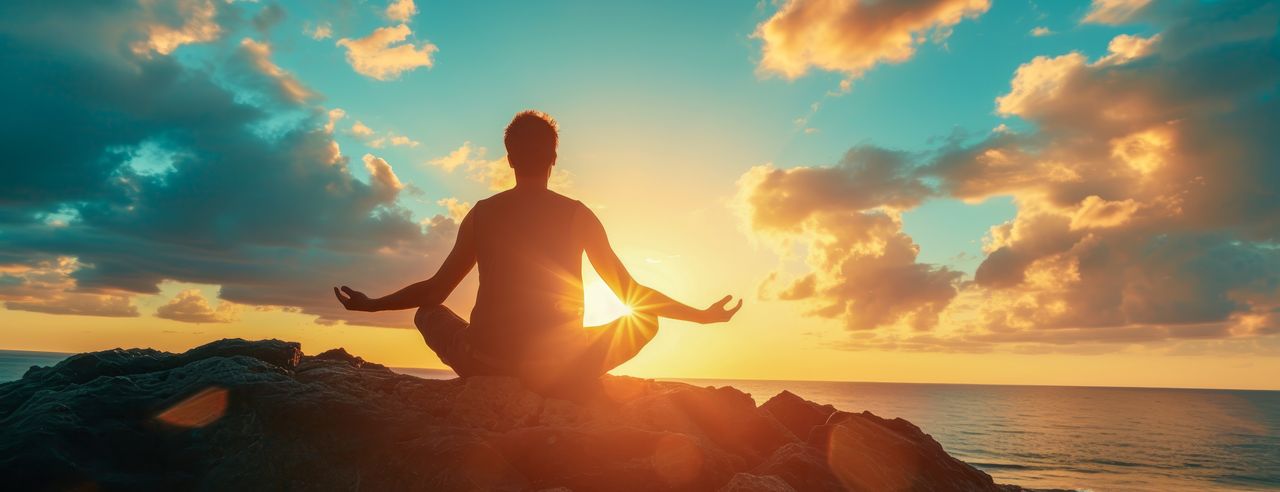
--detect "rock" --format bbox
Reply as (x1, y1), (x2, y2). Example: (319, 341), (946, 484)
(760, 390), (837, 441)
(0, 339), (1033, 491)
(719, 473), (797, 492)
(754, 442), (845, 492)
(808, 411), (1006, 491)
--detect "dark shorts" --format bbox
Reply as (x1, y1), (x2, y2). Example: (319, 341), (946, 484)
(414, 305), (659, 384)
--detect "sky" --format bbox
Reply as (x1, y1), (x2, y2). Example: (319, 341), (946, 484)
(2, 0), (1279, 390)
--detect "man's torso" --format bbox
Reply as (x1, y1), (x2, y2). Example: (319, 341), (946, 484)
(466, 189), (586, 359)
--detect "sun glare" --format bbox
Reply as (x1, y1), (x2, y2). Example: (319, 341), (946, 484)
(583, 278), (632, 326)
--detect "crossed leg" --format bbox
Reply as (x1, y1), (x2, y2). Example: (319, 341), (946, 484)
(578, 311), (660, 376)
(413, 304), (659, 380)
(414, 304), (476, 375)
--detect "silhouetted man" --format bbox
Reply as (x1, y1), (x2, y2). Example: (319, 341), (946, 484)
(334, 111), (740, 390)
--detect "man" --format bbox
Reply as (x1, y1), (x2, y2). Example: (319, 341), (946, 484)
(334, 110), (741, 391)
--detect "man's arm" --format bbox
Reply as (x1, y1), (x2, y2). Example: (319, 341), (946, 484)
(577, 207), (741, 324)
(334, 210), (478, 312)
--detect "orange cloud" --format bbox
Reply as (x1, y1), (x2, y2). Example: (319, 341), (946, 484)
(428, 142), (571, 191)
(754, 0), (990, 80)
(385, 0), (417, 22)
(156, 289), (238, 324)
(238, 38), (314, 103)
(743, 1), (1280, 352)
(131, 0), (221, 56)
(361, 154), (405, 202)
(0, 258), (139, 318)
(1082, 0), (1151, 25)
(925, 2), (1280, 349)
(437, 198), (472, 223)
(336, 24), (437, 80)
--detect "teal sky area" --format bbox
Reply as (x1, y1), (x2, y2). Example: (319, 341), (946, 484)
(228, 0), (1148, 275)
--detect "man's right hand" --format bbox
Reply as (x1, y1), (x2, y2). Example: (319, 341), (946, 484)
(333, 286), (376, 312)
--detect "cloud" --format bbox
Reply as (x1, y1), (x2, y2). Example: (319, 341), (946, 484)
(737, 148), (959, 332)
(336, 24), (437, 80)
(131, 0), (223, 56)
(388, 135), (419, 148)
(351, 121), (376, 137)
(155, 289), (238, 323)
(349, 120), (418, 148)
(429, 141), (482, 172)
(1030, 26), (1052, 37)
(0, 258), (139, 318)
(1082, 0), (1151, 25)
(361, 153), (405, 202)
(940, 1), (1280, 348)
(7, 295), (139, 318)
(236, 38), (314, 103)
(428, 142), (571, 191)
(754, 0), (990, 80)
(436, 198), (472, 223)
(737, 146), (932, 231)
(305, 21), (333, 41)
(0, 0), (458, 327)
(385, 0), (417, 22)
(251, 3), (285, 34)
(741, 0), (1280, 352)
(324, 108), (346, 133)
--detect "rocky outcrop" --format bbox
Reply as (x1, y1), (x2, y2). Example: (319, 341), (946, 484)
(0, 339), (1030, 491)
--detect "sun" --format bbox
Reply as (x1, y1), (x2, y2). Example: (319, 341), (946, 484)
(583, 278), (632, 326)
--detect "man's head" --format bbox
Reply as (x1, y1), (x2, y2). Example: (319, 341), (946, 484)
(504, 110), (558, 179)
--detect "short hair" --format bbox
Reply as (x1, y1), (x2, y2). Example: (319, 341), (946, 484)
(504, 110), (558, 174)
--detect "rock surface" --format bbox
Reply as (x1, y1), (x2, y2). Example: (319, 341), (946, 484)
(0, 339), (1032, 491)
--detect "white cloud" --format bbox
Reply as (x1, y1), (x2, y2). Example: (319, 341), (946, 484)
(305, 21), (333, 40)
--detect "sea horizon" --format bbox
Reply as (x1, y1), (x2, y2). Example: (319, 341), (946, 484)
(4, 348), (1276, 394)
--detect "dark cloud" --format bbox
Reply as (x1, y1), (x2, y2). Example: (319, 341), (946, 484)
(739, 147), (959, 331)
(0, 0), (453, 327)
(251, 3), (286, 34)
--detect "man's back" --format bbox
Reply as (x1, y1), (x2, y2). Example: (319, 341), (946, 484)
(466, 188), (587, 360)
(333, 110), (740, 387)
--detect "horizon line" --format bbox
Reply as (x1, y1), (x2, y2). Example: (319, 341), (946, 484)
(4, 347), (1276, 393)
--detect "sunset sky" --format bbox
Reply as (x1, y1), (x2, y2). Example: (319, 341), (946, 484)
(3, 0), (1279, 390)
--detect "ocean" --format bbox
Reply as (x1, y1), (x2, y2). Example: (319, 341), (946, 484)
(3, 351), (1276, 491)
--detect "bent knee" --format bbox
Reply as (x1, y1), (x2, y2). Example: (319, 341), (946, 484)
(414, 304), (447, 330)
(415, 305), (462, 345)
